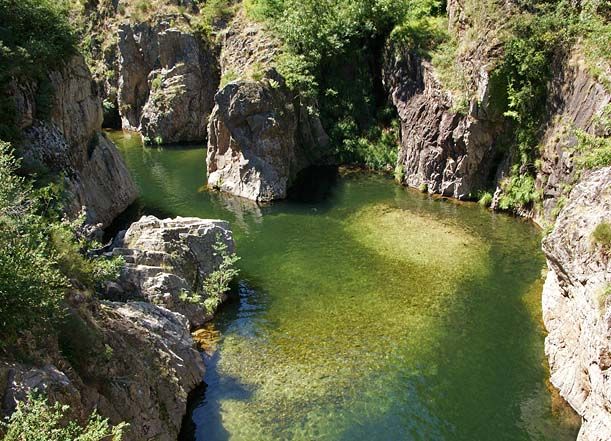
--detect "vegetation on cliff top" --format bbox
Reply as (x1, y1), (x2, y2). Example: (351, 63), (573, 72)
(0, 0), (77, 140)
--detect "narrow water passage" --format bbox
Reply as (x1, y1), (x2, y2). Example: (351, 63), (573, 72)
(111, 131), (580, 441)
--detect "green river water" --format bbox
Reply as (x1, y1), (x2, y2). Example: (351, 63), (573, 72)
(110, 131), (580, 441)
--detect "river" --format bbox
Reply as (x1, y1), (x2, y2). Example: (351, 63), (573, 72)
(110, 130), (579, 441)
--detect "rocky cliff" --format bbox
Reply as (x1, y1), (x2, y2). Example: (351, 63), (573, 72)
(535, 51), (611, 223)
(206, 12), (329, 201)
(542, 167), (611, 441)
(116, 19), (219, 144)
(1, 215), (238, 440)
(9, 55), (137, 227)
(383, 44), (505, 198)
(1, 298), (205, 441)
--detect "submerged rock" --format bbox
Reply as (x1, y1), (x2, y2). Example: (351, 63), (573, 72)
(113, 216), (235, 327)
(542, 166), (611, 441)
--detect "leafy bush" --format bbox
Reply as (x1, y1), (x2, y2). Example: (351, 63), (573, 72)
(0, 141), (123, 343)
(195, 0), (233, 37)
(0, 141), (68, 340)
(478, 192), (493, 207)
(592, 222), (611, 248)
(1, 392), (126, 441)
(202, 238), (240, 314)
(498, 172), (539, 211)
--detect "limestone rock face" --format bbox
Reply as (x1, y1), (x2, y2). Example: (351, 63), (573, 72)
(9, 55), (137, 227)
(117, 20), (219, 144)
(0, 301), (205, 441)
(206, 13), (328, 201)
(113, 216), (235, 327)
(542, 167), (611, 441)
(383, 46), (505, 199)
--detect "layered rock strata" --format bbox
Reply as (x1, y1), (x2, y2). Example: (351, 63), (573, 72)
(542, 167), (611, 441)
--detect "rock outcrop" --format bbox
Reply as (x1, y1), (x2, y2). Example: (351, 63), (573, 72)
(542, 167), (611, 441)
(383, 41), (505, 199)
(112, 216), (235, 327)
(117, 19), (219, 144)
(1, 300), (204, 441)
(206, 12), (329, 201)
(535, 51), (611, 223)
(9, 55), (137, 227)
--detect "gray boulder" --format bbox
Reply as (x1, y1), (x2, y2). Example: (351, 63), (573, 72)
(113, 216), (235, 327)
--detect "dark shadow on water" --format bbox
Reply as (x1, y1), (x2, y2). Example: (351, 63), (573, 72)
(179, 281), (264, 441)
(287, 165), (339, 204)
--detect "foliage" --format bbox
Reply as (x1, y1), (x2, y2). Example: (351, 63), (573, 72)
(0, 141), (68, 340)
(478, 192), (493, 208)
(194, 0), (233, 37)
(245, 0), (447, 169)
(574, 105), (611, 169)
(220, 69), (239, 88)
(0, 0), (77, 140)
(0, 141), (123, 343)
(497, 171), (539, 211)
(201, 237), (240, 314)
(592, 222), (611, 248)
(1, 392), (126, 441)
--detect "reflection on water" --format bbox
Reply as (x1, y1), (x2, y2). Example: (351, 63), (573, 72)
(110, 131), (580, 441)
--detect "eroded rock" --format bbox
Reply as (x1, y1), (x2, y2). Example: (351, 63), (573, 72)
(113, 216), (235, 327)
(383, 44), (505, 199)
(206, 13), (328, 201)
(542, 167), (611, 441)
(117, 19), (219, 144)
(0, 300), (205, 441)
(9, 55), (137, 227)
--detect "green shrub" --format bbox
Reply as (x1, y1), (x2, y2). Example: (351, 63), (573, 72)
(202, 238), (240, 314)
(574, 107), (611, 169)
(0, 141), (123, 343)
(592, 222), (611, 248)
(219, 69), (239, 88)
(394, 164), (406, 182)
(1, 392), (126, 441)
(498, 172), (539, 211)
(478, 192), (493, 207)
(195, 0), (232, 36)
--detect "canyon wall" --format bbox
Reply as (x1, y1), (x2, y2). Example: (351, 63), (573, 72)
(8, 55), (137, 227)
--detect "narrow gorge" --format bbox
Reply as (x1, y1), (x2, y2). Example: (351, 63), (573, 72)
(0, 0), (609, 440)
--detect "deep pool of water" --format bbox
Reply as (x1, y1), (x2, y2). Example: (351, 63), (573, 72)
(110, 131), (580, 441)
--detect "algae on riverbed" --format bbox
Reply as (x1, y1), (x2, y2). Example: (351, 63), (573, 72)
(110, 134), (580, 441)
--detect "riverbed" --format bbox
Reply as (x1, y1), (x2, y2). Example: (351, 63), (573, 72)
(111, 131), (579, 441)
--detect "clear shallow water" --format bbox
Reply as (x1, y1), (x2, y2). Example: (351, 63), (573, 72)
(110, 131), (580, 441)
